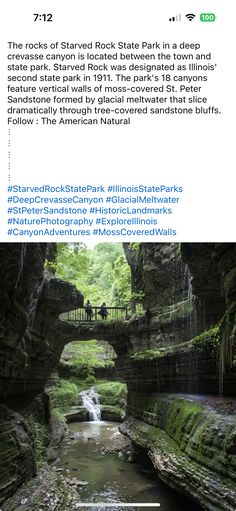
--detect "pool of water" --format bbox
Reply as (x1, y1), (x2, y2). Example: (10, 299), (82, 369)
(55, 421), (202, 511)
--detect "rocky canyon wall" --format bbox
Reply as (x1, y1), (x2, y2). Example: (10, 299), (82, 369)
(121, 242), (236, 395)
(120, 242), (236, 510)
(0, 243), (83, 503)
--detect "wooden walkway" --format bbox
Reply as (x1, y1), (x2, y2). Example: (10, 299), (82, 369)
(64, 306), (128, 322)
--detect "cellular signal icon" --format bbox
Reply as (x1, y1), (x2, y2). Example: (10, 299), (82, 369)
(169, 13), (181, 22)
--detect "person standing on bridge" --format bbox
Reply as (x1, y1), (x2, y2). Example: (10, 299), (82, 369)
(84, 300), (93, 321)
(98, 302), (109, 320)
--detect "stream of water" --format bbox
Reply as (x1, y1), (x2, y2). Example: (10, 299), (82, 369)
(56, 421), (202, 511)
(80, 387), (101, 421)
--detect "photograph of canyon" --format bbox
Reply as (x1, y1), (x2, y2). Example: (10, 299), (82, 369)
(0, 242), (235, 511)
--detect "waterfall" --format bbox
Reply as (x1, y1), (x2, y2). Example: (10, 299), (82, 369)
(184, 264), (197, 339)
(80, 387), (101, 421)
(15, 243), (27, 289)
(29, 279), (44, 321)
(184, 263), (193, 301)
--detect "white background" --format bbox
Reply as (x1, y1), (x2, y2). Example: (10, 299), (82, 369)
(0, 0), (235, 242)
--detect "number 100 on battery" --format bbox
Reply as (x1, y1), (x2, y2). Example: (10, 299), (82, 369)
(200, 13), (216, 22)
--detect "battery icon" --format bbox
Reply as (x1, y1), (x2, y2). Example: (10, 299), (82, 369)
(200, 13), (216, 22)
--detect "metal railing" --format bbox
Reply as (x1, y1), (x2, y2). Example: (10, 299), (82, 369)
(65, 306), (128, 322)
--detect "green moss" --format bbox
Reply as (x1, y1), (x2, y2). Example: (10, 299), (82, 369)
(134, 393), (236, 475)
(121, 392), (236, 499)
(192, 324), (220, 352)
(96, 382), (127, 406)
(148, 424), (182, 455)
(166, 398), (203, 448)
(52, 379), (78, 413)
(29, 418), (48, 462)
(131, 349), (165, 361)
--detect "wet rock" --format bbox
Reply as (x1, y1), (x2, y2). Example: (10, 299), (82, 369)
(98, 428), (132, 455)
(120, 396), (236, 511)
(64, 477), (89, 487)
(47, 411), (67, 462)
(101, 405), (125, 422)
(1, 467), (81, 510)
(0, 405), (37, 505)
(65, 407), (88, 423)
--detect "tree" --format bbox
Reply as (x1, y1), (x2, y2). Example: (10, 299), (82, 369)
(54, 243), (131, 307)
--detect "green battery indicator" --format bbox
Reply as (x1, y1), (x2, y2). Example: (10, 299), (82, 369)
(200, 13), (216, 22)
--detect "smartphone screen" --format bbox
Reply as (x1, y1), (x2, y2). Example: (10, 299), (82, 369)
(0, 2), (235, 511)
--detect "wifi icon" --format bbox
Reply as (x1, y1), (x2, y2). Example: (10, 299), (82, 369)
(186, 13), (196, 21)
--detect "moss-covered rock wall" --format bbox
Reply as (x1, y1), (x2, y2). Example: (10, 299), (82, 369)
(120, 393), (236, 511)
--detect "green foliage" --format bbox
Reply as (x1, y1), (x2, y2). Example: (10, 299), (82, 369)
(131, 291), (145, 303)
(85, 374), (96, 385)
(52, 379), (78, 413)
(44, 259), (56, 273)
(54, 243), (131, 307)
(111, 255), (132, 306)
(96, 382), (127, 406)
(61, 340), (115, 378)
(70, 378), (106, 393)
(128, 242), (140, 252)
(55, 243), (90, 291)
